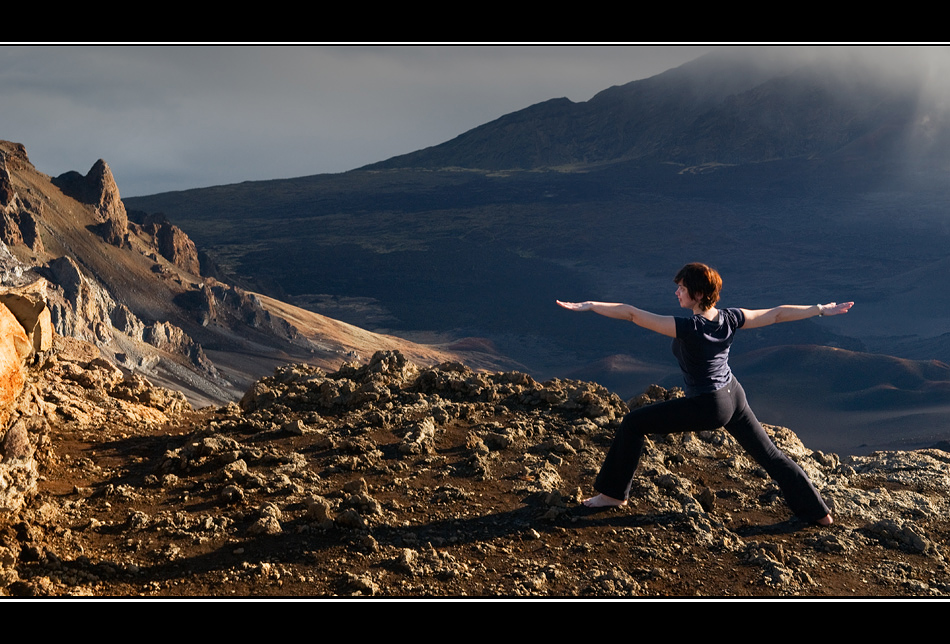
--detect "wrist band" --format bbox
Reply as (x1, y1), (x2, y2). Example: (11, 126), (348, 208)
(816, 304), (824, 317)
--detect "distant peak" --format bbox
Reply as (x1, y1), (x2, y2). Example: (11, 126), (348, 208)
(52, 158), (129, 247)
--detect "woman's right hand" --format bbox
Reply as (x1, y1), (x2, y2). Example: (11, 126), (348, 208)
(557, 300), (676, 337)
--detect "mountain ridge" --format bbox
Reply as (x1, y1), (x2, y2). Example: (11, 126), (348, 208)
(365, 46), (935, 173)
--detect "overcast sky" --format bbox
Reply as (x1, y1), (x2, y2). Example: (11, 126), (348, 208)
(0, 45), (717, 197)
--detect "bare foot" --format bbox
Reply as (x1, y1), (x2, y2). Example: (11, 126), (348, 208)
(582, 494), (627, 508)
(816, 514), (833, 526)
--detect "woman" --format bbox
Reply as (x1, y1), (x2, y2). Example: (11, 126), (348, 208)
(557, 262), (852, 526)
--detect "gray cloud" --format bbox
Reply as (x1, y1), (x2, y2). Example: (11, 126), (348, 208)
(9, 45), (945, 198)
(0, 45), (713, 196)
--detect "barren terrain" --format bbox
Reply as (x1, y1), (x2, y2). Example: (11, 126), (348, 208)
(5, 349), (949, 597)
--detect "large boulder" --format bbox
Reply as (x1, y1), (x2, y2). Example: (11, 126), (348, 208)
(0, 301), (30, 428)
(0, 280), (53, 358)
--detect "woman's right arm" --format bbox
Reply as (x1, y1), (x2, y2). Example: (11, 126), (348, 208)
(556, 300), (676, 338)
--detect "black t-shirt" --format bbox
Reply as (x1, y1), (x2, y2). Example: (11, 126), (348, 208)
(671, 308), (745, 396)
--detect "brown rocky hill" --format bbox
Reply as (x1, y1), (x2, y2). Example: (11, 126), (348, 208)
(0, 140), (520, 407)
(0, 344), (948, 596)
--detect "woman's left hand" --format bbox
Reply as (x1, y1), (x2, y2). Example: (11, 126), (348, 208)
(820, 302), (854, 316)
(556, 300), (592, 311)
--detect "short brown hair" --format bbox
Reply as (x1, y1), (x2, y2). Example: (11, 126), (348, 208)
(674, 263), (722, 311)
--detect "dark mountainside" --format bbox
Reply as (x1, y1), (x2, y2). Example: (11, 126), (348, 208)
(126, 46), (950, 456)
(366, 47), (928, 171)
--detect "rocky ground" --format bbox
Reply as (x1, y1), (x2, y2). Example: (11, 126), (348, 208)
(3, 348), (950, 597)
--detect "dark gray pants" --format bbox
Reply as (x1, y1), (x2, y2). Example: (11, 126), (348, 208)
(595, 377), (830, 522)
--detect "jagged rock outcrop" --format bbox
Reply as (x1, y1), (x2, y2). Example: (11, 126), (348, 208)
(141, 320), (216, 375)
(51, 159), (129, 247)
(0, 149), (43, 253)
(44, 255), (117, 345)
(195, 279), (269, 329)
(190, 279), (303, 351)
(0, 153), (14, 208)
(38, 255), (215, 378)
(0, 144), (30, 209)
(0, 210), (42, 253)
(109, 303), (145, 340)
(127, 212), (201, 276)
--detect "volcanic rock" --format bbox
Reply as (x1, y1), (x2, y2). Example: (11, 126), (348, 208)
(128, 212), (201, 276)
(0, 280), (54, 357)
(0, 302), (29, 427)
(1, 347), (950, 596)
(52, 159), (129, 247)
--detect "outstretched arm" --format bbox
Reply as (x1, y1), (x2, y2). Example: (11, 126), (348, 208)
(556, 300), (676, 338)
(740, 302), (854, 329)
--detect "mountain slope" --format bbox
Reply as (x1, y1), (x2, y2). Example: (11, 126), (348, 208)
(0, 141), (521, 405)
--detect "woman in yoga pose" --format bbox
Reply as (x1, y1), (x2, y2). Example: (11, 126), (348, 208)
(557, 262), (852, 525)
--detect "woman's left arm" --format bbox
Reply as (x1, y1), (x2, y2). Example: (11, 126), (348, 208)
(740, 302), (854, 329)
